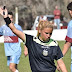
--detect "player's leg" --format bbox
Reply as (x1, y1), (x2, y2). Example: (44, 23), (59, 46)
(7, 55), (20, 72)
(9, 63), (17, 72)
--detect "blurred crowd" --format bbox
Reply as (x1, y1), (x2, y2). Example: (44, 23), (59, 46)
(32, 5), (68, 30)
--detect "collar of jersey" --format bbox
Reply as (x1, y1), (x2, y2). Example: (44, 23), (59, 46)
(38, 36), (53, 44)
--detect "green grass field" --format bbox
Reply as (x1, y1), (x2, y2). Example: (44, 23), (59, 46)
(0, 41), (71, 72)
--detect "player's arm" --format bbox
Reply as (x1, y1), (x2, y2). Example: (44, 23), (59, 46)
(57, 59), (68, 72)
(56, 41), (71, 71)
(62, 41), (71, 56)
(8, 18), (25, 42)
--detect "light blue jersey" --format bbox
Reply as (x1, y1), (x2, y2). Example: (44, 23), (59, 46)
(66, 20), (72, 59)
(0, 24), (22, 56)
(67, 20), (72, 38)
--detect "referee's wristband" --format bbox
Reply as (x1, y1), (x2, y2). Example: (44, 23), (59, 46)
(4, 17), (11, 26)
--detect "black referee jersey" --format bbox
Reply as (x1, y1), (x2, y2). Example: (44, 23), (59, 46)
(25, 34), (63, 72)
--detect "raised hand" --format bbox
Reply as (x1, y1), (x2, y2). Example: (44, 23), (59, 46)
(0, 6), (8, 18)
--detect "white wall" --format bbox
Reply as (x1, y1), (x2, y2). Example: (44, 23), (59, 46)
(0, 29), (67, 43)
(51, 29), (67, 40)
(23, 29), (67, 41)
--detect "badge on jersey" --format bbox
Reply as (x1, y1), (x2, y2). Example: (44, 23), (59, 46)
(43, 49), (48, 56)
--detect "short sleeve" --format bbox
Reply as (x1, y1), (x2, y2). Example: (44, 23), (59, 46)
(65, 22), (72, 43)
(55, 46), (63, 60)
(25, 34), (33, 48)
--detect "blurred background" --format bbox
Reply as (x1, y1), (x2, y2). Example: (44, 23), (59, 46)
(0, 0), (72, 30)
(0, 0), (72, 72)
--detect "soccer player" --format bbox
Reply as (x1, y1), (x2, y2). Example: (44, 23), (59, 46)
(62, 2), (72, 72)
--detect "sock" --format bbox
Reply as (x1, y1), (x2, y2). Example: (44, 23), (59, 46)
(15, 69), (19, 72)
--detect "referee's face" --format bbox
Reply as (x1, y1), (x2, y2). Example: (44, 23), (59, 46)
(39, 27), (53, 41)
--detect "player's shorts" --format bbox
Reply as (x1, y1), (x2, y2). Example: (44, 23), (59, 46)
(7, 54), (21, 66)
